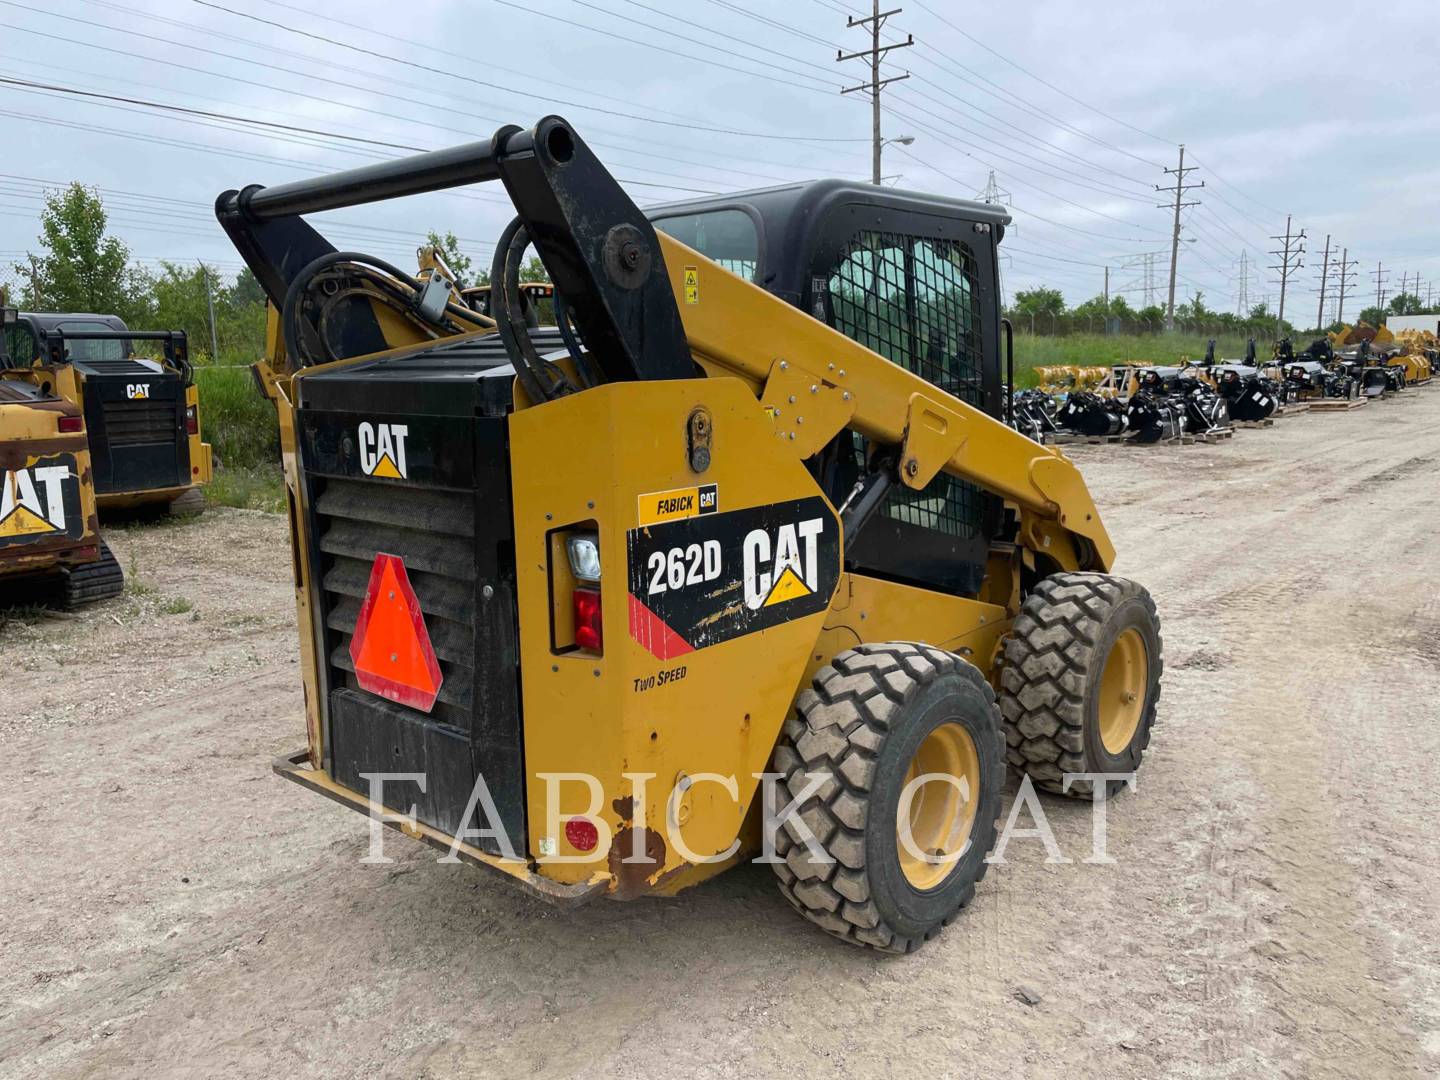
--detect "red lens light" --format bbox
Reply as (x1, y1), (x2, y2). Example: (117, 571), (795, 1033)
(574, 587), (603, 652)
(58, 415), (83, 433)
(565, 817), (599, 852)
(185, 406), (199, 436)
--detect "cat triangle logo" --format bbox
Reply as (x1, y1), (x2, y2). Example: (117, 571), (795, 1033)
(358, 422), (409, 480)
(0, 502), (55, 537)
(763, 565), (813, 607)
(0, 465), (69, 538)
(368, 453), (403, 479)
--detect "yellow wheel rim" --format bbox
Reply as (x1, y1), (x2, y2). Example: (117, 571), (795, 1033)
(896, 722), (981, 891)
(1098, 628), (1148, 755)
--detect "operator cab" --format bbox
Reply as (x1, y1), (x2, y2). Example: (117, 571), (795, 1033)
(648, 181), (1011, 596)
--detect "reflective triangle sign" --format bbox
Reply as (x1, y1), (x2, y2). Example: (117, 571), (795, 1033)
(349, 553), (443, 712)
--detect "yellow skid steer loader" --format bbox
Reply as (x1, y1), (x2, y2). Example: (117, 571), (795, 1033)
(219, 117), (1162, 951)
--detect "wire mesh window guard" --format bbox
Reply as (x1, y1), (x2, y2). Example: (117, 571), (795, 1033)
(828, 232), (986, 541)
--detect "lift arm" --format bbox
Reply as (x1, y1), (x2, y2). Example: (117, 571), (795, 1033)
(656, 234), (1114, 569)
(214, 115), (1112, 569)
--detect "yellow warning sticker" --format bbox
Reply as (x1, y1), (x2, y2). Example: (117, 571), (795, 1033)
(683, 265), (699, 304)
(638, 483), (718, 526)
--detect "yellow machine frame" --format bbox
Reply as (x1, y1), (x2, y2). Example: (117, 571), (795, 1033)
(260, 231), (1115, 901)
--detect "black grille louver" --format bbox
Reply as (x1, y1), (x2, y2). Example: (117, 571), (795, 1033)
(102, 398), (180, 446)
(316, 477), (476, 731)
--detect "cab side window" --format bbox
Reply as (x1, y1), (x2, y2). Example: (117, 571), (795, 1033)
(825, 232), (984, 408)
(4, 323), (36, 365)
(823, 230), (991, 561)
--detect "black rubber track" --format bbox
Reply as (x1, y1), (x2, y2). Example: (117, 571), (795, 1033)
(770, 642), (1003, 953)
(62, 542), (124, 609)
(166, 488), (207, 517)
(999, 572), (1162, 797)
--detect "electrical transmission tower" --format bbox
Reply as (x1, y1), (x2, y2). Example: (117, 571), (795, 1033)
(1235, 250), (1250, 315)
(1269, 215), (1306, 335)
(1333, 248), (1358, 325)
(837, 1), (914, 185)
(976, 170), (1011, 206)
(1372, 262), (1388, 312)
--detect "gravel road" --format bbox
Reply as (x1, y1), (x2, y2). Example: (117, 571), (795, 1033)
(3, 391), (1437, 1078)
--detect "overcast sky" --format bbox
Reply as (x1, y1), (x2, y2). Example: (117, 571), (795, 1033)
(3, 0), (1438, 319)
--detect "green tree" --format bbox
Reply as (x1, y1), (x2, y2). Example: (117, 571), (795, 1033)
(424, 229), (475, 285)
(1010, 287), (1065, 317)
(1136, 304), (1165, 329)
(16, 183), (148, 320)
(1387, 292), (1424, 316)
(1356, 305), (1386, 327)
(1177, 290), (1208, 320)
(518, 255), (550, 283)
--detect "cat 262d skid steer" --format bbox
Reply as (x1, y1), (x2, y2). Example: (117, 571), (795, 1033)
(220, 116), (1162, 952)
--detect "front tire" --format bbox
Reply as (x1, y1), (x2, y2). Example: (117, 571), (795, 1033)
(1000, 572), (1163, 797)
(770, 642), (1004, 953)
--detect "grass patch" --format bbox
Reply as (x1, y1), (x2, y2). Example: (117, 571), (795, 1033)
(192, 353), (285, 514)
(1012, 332), (1256, 386)
(194, 357), (279, 471)
(160, 595), (194, 615)
(207, 465), (286, 512)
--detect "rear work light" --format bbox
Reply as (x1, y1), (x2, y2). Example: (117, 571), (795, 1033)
(58, 415), (83, 433)
(574, 587), (603, 652)
(185, 405), (199, 436)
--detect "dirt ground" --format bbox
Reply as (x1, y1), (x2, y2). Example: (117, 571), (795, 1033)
(3, 391), (1438, 1079)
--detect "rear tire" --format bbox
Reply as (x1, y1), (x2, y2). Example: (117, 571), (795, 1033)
(769, 642), (1003, 953)
(61, 542), (124, 609)
(999, 572), (1162, 798)
(167, 487), (207, 517)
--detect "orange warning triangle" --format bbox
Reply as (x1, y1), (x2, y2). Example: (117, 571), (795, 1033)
(763, 565), (813, 607)
(0, 504), (56, 537)
(349, 553), (443, 712)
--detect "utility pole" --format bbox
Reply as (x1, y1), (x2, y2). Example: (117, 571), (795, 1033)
(1373, 261), (1388, 313)
(1103, 266), (1110, 306)
(1269, 215), (1305, 336)
(838, 1), (914, 186)
(1155, 144), (1203, 330)
(201, 263), (219, 361)
(1314, 234), (1331, 334)
(1334, 248), (1357, 325)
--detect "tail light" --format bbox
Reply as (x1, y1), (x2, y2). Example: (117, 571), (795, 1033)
(574, 587), (603, 652)
(185, 405), (199, 436)
(58, 415), (83, 433)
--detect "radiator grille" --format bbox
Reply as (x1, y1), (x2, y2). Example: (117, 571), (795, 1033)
(102, 398), (178, 446)
(315, 477), (475, 732)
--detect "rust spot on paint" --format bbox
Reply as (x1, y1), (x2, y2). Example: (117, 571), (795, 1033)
(607, 826), (667, 900)
(612, 794), (634, 821)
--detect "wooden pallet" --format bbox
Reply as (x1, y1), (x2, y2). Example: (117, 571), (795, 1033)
(1273, 402), (1310, 417)
(1047, 432), (1125, 446)
(1191, 428), (1235, 443)
(1234, 418), (1275, 429)
(1307, 397), (1368, 411)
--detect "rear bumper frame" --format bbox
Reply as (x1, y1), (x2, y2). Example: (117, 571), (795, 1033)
(271, 749), (607, 906)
